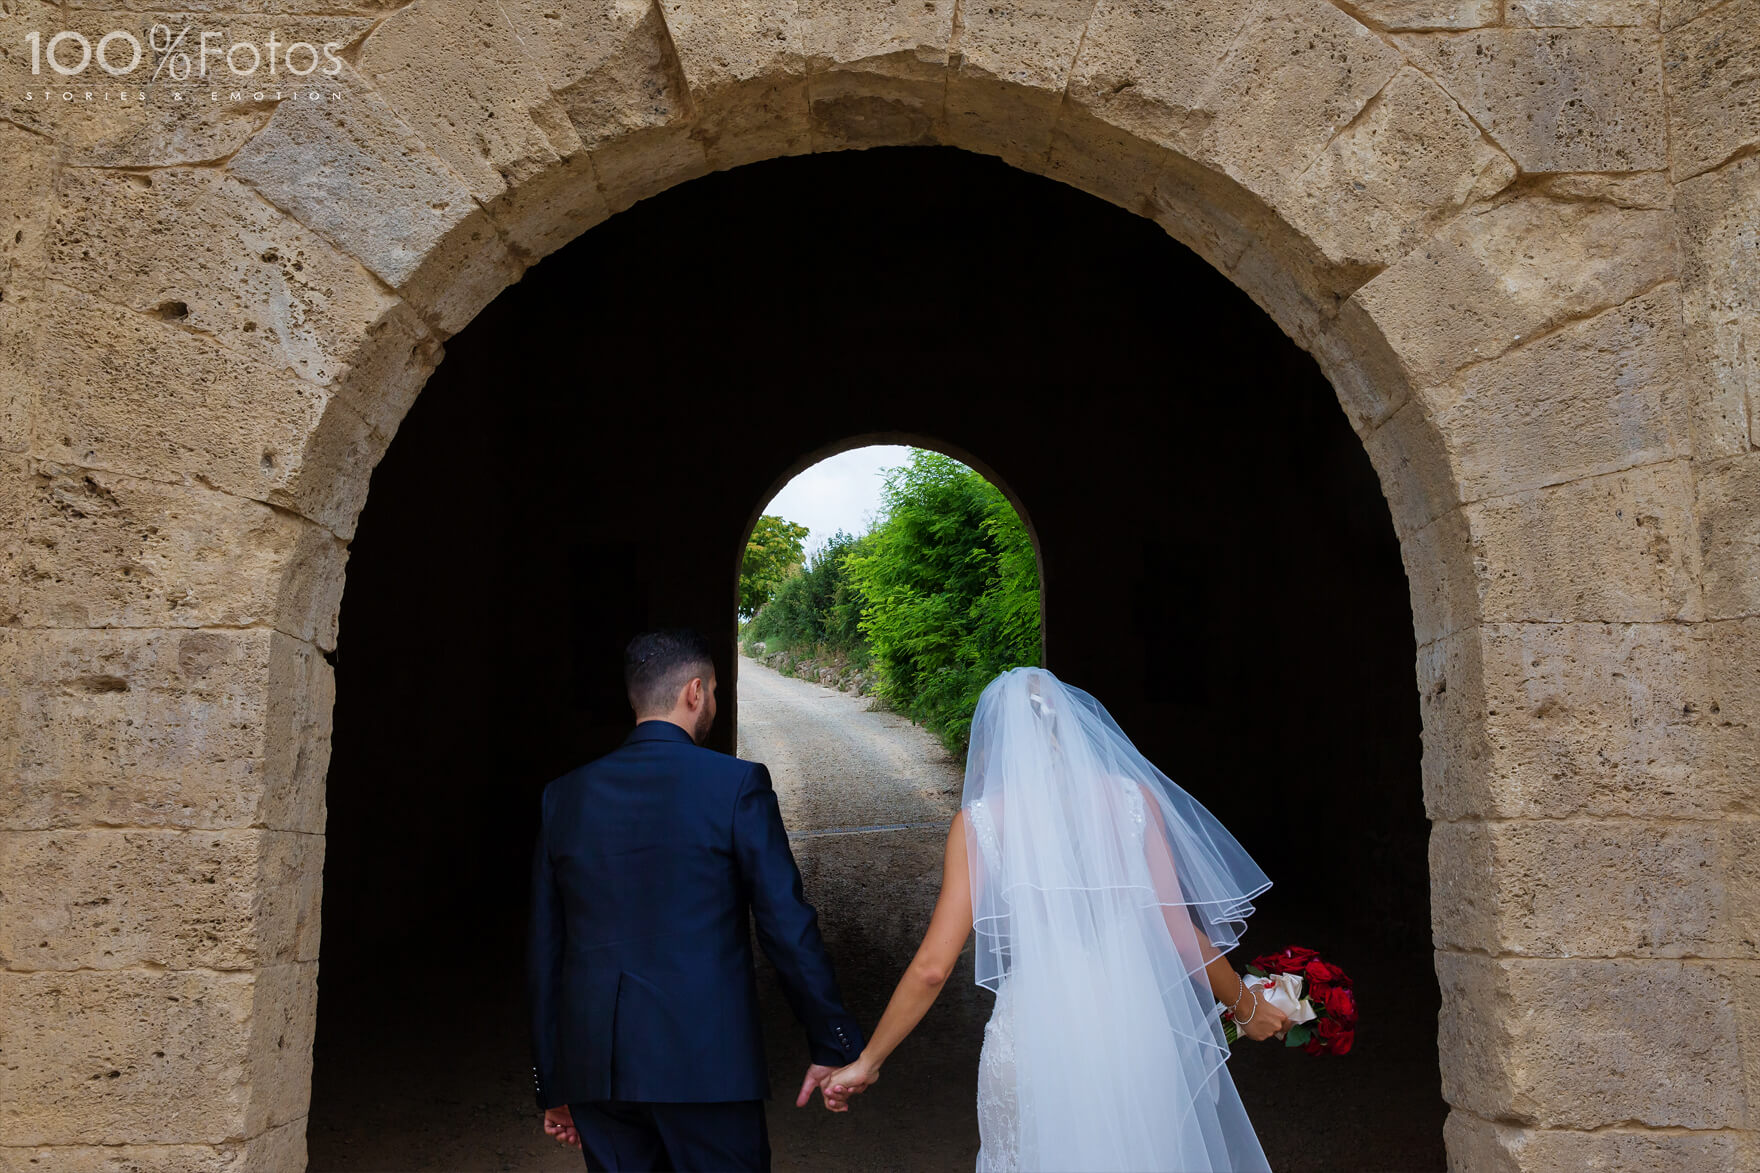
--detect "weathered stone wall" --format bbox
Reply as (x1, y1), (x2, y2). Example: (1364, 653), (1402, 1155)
(0, 0), (1754, 1168)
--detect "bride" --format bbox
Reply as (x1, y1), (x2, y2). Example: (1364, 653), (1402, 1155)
(817, 667), (1287, 1171)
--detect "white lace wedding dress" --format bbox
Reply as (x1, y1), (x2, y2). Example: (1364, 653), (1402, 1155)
(960, 668), (1272, 1173)
(975, 969), (1020, 1173)
(970, 791), (1148, 1173)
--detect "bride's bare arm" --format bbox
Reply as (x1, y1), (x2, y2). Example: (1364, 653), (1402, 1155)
(819, 810), (973, 1109)
(1139, 784), (1288, 1041)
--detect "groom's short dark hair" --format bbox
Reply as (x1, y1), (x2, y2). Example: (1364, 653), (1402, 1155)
(625, 628), (715, 714)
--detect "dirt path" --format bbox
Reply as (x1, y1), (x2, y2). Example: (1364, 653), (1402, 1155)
(735, 657), (983, 1172)
(735, 655), (964, 832)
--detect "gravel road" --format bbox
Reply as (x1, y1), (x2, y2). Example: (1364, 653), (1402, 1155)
(735, 656), (984, 1172)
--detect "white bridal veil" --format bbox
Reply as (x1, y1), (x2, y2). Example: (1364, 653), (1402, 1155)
(962, 667), (1274, 1172)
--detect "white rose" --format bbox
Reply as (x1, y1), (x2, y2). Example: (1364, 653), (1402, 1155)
(1254, 972), (1318, 1026)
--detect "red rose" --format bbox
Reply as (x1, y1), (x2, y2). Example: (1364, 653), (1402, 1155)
(1322, 985), (1356, 1024)
(1305, 958), (1349, 987)
(1302, 1036), (1326, 1056)
(1253, 945), (1319, 974)
(1316, 1016), (1353, 1055)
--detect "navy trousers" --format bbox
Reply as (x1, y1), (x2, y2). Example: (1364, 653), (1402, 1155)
(568, 1100), (771, 1172)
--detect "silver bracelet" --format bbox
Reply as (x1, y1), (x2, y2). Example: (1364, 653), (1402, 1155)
(1235, 983), (1259, 1026)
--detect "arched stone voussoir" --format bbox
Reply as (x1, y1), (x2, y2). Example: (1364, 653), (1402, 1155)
(658, 0), (811, 168)
(801, 0), (954, 153)
(1066, 0), (1497, 278)
(229, 62), (527, 339)
(1347, 190), (1680, 396)
(352, 0), (614, 263)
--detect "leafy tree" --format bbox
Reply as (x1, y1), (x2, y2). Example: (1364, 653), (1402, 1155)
(844, 451), (1041, 750)
(739, 514), (810, 619)
(747, 530), (868, 660)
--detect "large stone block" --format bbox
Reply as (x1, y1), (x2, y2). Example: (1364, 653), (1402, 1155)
(1674, 153), (1759, 459)
(1399, 506), (1481, 646)
(1394, 28), (1667, 172)
(0, 1116), (306, 1173)
(1434, 953), (1746, 1129)
(46, 164), (439, 444)
(0, 628), (331, 834)
(0, 828), (321, 971)
(1276, 66), (1516, 275)
(800, 0), (950, 152)
(33, 283), (383, 536)
(657, 0), (809, 169)
(356, 0), (600, 257)
(1464, 461), (1703, 623)
(15, 465), (347, 648)
(1423, 284), (1691, 503)
(229, 63), (524, 336)
(1663, 0), (1760, 180)
(1065, 0), (1254, 157)
(1082, 0), (1403, 221)
(1420, 621), (1733, 820)
(1045, 100), (1176, 214)
(1362, 394), (1462, 536)
(1442, 1110), (1757, 1173)
(499, 0), (709, 212)
(944, 0), (1088, 166)
(0, 961), (317, 1146)
(1697, 451), (1760, 621)
(1348, 195), (1677, 391)
(1430, 818), (1745, 957)
(1190, 0), (1405, 215)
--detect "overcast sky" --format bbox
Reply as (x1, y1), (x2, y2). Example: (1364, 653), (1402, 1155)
(760, 445), (915, 557)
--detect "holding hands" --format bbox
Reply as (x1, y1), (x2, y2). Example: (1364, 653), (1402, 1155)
(817, 1054), (881, 1112)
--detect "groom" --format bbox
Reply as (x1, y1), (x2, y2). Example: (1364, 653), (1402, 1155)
(527, 628), (865, 1170)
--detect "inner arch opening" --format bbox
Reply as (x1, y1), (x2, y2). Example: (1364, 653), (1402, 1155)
(307, 146), (1441, 1172)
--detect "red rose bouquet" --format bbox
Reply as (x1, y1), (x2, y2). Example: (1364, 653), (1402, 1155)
(1217, 945), (1355, 1054)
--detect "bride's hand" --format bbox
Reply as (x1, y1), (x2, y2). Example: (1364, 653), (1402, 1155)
(819, 1056), (881, 1112)
(1236, 991), (1290, 1043)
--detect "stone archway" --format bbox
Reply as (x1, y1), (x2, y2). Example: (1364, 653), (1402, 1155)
(3, 0), (1755, 1168)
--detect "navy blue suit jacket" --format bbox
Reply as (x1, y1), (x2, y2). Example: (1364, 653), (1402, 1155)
(526, 720), (864, 1109)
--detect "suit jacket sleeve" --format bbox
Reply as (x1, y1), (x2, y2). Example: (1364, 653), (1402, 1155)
(733, 762), (866, 1067)
(526, 790), (565, 1111)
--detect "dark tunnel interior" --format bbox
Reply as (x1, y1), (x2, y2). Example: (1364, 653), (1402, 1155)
(306, 146), (1445, 1171)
